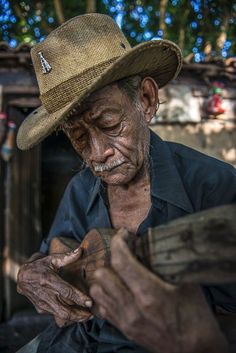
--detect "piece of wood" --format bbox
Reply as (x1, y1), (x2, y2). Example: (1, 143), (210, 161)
(50, 204), (236, 290)
(51, 229), (115, 294)
(142, 203), (236, 284)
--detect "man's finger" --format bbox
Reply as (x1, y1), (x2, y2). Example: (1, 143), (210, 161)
(27, 288), (90, 323)
(58, 283), (93, 308)
(48, 275), (93, 308)
(24, 289), (52, 314)
(51, 247), (82, 269)
(90, 282), (132, 327)
(111, 235), (171, 295)
(54, 316), (73, 327)
(36, 288), (92, 322)
(96, 304), (120, 329)
(90, 281), (122, 315)
(30, 285), (92, 322)
(114, 228), (130, 242)
(62, 305), (92, 322)
(93, 268), (131, 305)
(53, 303), (91, 323)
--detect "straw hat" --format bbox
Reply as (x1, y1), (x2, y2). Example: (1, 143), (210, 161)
(17, 13), (182, 150)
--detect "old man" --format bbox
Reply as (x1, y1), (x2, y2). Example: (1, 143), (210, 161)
(16, 13), (235, 353)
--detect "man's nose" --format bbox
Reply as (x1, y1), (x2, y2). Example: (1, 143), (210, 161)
(89, 133), (114, 163)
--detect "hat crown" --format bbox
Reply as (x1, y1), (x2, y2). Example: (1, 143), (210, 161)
(17, 13), (182, 151)
(31, 14), (130, 102)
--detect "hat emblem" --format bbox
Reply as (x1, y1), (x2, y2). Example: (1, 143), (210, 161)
(38, 51), (52, 74)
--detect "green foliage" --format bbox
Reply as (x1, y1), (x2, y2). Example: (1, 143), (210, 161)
(1, 0), (108, 45)
(0, 0), (235, 60)
(102, 0), (236, 59)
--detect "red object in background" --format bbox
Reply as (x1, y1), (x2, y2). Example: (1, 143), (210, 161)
(206, 83), (225, 116)
(207, 94), (225, 115)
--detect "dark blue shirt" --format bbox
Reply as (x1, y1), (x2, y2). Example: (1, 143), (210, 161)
(38, 131), (236, 353)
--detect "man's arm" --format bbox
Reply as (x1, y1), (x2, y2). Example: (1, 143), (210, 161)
(90, 229), (230, 353)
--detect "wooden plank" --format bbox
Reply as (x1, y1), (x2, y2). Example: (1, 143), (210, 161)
(8, 97), (40, 108)
(2, 86), (39, 95)
(51, 204), (236, 289)
(3, 106), (42, 319)
(0, 160), (6, 320)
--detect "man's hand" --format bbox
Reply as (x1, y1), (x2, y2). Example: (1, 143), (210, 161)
(90, 229), (229, 353)
(17, 247), (93, 327)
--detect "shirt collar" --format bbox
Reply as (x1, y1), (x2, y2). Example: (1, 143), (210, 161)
(86, 176), (101, 214)
(149, 130), (193, 213)
(86, 130), (194, 214)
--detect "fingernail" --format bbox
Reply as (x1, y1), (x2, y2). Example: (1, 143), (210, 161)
(85, 300), (93, 308)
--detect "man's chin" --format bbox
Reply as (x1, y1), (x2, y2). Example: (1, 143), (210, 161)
(96, 171), (135, 185)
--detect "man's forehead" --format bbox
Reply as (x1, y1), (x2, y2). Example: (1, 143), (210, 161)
(72, 83), (124, 114)
(82, 83), (121, 107)
(63, 82), (124, 126)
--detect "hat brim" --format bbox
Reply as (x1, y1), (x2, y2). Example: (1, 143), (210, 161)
(17, 39), (182, 150)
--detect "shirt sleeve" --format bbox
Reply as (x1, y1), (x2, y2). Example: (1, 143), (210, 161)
(200, 163), (236, 313)
(39, 173), (89, 255)
(202, 163), (236, 208)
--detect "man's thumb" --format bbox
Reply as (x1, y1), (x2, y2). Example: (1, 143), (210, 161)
(51, 247), (82, 269)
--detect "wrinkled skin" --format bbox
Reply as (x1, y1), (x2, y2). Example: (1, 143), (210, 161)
(17, 248), (93, 327)
(63, 79), (156, 186)
(90, 229), (229, 353)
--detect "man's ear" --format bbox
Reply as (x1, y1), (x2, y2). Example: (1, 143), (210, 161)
(139, 77), (159, 124)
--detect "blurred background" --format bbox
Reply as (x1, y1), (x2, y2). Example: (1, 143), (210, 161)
(1, 0), (236, 59)
(0, 1), (235, 352)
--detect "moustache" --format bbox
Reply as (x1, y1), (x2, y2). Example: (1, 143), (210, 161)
(93, 158), (125, 172)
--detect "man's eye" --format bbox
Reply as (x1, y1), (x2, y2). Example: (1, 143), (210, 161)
(100, 123), (122, 134)
(77, 132), (86, 140)
(70, 131), (86, 140)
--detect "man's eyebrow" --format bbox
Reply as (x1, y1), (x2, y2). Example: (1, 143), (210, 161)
(64, 106), (122, 128)
(90, 107), (121, 120)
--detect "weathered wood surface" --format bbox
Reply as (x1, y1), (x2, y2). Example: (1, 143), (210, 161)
(142, 203), (236, 284)
(51, 229), (114, 294)
(50, 204), (236, 290)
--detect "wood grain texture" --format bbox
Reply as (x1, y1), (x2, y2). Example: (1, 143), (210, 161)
(50, 204), (236, 287)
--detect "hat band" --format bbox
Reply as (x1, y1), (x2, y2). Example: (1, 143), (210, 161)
(40, 57), (119, 114)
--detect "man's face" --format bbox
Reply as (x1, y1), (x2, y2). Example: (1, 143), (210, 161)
(63, 84), (150, 185)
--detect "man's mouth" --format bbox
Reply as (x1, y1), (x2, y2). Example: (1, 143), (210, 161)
(93, 158), (125, 173)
